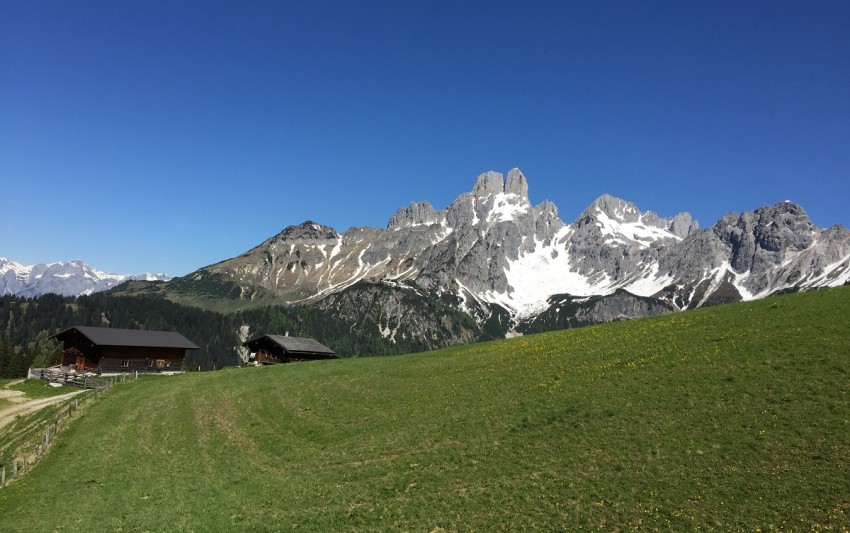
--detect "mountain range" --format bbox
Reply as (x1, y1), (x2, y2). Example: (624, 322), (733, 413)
(137, 168), (850, 343)
(7, 168), (850, 347)
(0, 258), (169, 297)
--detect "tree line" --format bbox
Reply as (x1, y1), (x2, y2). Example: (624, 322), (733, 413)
(0, 292), (411, 379)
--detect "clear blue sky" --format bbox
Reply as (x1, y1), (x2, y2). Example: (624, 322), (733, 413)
(2, 1), (848, 276)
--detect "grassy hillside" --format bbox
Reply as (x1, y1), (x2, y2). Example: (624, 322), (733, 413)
(1, 287), (848, 531)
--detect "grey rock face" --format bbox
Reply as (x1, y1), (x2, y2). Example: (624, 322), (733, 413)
(313, 281), (479, 348)
(575, 291), (673, 324)
(520, 291), (674, 333)
(669, 212), (699, 239)
(655, 201), (850, 309)
(588, 194), (639, 221)
(387, 201), (440, 229)
(472, 171), (505, 196)
(505, 168), (529, 198)
(565, 195), (687, 287)
(532, 200), (564, 245)
(719, 202), (816, 273)
(445, 193), (477, 228)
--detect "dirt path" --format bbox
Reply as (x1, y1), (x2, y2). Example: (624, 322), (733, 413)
(0, 389), (88, 430)
(0, 379), (27, 403)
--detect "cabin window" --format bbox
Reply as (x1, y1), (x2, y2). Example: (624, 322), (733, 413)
(121, 360), (130, 368)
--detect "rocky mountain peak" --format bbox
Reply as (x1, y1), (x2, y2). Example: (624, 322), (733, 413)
(471, 168), (530, 200)
(505, 168), (529, 198)
(579, 194), (698, 239)
(716, 201), (814, 244)
(715, 201), (816, 263)
(472, 171), (505, 197)
(278, 221), (340, 243)
(585, 194), (642, 222)
(0, 257), (25, 272)
(758, 200), (813, 231)
(534, 199), (559, 219)
(387, 201), (440, 230)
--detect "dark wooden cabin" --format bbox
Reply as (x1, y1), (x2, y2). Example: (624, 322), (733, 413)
(243, 335), (336, 364)
(50, 326), (199, 373)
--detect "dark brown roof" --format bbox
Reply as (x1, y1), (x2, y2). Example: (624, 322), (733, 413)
(243, 334), (335, 356)
(51, 326), (199, 350)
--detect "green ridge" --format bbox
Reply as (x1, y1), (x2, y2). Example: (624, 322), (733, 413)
(0, 287), (848, 531)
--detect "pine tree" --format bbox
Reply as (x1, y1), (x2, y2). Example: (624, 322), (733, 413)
(0, 338), (10, 378)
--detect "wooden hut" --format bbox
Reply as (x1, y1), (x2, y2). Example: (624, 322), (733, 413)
(50, 326), (198, 373)
(243, 335), (336, 364)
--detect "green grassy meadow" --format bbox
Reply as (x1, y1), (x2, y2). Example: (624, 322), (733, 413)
(1, 287), (848, 531)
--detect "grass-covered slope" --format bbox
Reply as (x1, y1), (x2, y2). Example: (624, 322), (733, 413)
(1, 287), (848, 531)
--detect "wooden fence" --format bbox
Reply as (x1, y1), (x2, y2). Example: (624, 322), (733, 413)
(0, 372), (137, 490)
(33, 368), (122, 391)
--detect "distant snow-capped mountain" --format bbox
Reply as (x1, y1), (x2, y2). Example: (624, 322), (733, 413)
(0, 258), (169, 297)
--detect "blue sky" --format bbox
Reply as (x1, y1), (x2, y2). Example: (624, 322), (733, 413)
(2, 1), (848, 276)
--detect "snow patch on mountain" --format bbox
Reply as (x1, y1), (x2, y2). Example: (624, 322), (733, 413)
(623, 263), (676, 298)
(594, 207), (683, 248)
(498, 228), (601, 316)
(487, 192), (529, 224)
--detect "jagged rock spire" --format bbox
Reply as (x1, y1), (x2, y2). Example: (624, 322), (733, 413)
(471, 168), (530, 199)
(472, 171), (504, 196)
(669, 212), (698, 239)
(505, 168), (528, 198)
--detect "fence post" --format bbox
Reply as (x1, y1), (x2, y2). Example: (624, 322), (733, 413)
(13, 460), (17, 478)
(75, 398), (79, 411)
(24, 456), (29, 472)
(45, 428), (50, 446)
(2, 465), (5, 488)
